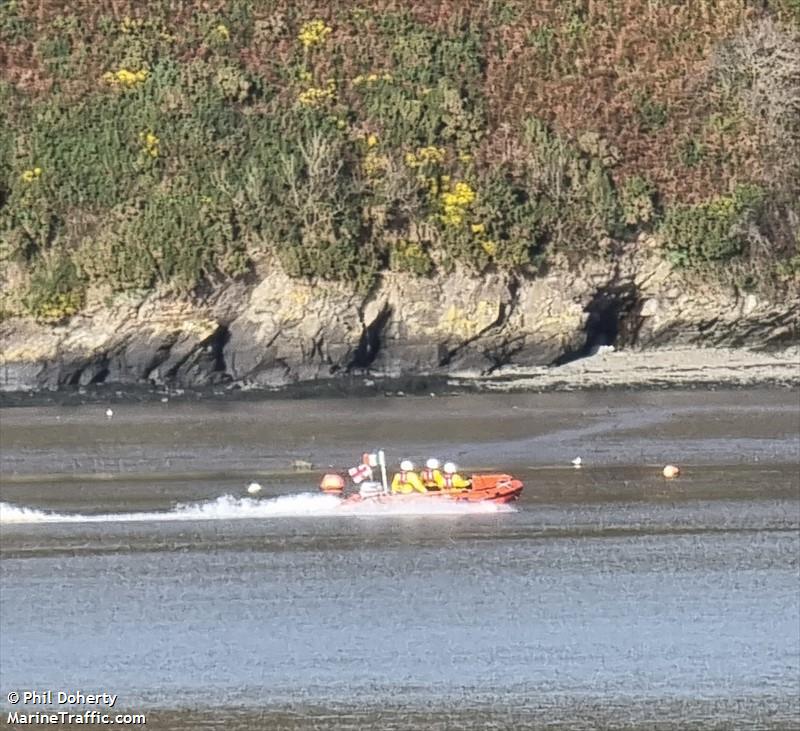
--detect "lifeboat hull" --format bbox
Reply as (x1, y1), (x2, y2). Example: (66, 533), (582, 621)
(341, 474), (523, 506)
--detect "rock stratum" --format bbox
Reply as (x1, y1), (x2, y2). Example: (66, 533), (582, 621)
(1, 246), (797, 392)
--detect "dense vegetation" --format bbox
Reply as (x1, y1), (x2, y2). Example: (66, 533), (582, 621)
(1, 0), (798, 321)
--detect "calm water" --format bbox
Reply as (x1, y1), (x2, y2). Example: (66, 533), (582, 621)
(1, 390), (798, 729)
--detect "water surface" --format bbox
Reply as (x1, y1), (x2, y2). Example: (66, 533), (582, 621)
(1, 390), (798, 729)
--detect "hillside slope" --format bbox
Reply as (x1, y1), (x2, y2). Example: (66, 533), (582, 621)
(0, 1), (798, 389)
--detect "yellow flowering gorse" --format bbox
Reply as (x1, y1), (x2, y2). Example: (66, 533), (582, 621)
(390, 240), (432, 275)
(214, 24), (230, 41)
(440, 181), (476, 226)
(297, 79), (336, 107)
(119, 16), (143, 34)
(481, 240), (498, 257)
(21, 167), (42, 183)
(298, 20), (332, 48)
(36, 293), (81, 323)
(139, 131), (160, 158)
(405, 146), (446, 168)
(103, 68), (148, 88)
(352, 73), (393, 86)
(362, 151), (388, 178)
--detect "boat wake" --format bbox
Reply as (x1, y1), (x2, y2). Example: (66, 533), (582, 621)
(0, 493), (514, 525)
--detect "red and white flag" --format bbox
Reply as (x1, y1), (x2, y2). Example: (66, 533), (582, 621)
(348, 453), (378, 483)
(348, 463), (372, 484)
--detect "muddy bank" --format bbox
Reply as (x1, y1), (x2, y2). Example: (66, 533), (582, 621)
(1, 248), (797, 393)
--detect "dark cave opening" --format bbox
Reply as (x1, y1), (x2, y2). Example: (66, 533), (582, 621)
(350, 305), (392, 370)
(556, 286), (642, 365)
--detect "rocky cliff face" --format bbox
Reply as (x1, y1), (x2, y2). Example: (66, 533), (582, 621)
(1, 246), (797, 392)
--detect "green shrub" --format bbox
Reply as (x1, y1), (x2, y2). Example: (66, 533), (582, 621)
(678, 137), (706, 168)
(527, 24), (555, 58)
(380, 14), (484, 88)
(660, 185), (765, 268)
(388, 240), (434, 276)
(0, 169), (61, 261)
(635, 92), (669, 133)
(519, 118), (622, 253)
(260, 129), (381, 292)
(350, 23), (486, 153)
(0, 1), (34, 44)
(621, 176), (657, 227)
(25, 93), (152, 210)
(459, 172), (544, 270)
(776, 253), (800, 280)
(23, 250), (84, 322)
(75, 184), (249, 293)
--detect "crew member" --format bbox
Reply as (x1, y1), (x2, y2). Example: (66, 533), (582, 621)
(391, 460), (427, 494)
(437, 462), (471, 491)
(420, 458), (442, 489)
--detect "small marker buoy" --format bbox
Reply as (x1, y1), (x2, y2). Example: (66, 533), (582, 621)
(105, 408), (114, 418)
(246, 482), (262, 495)
(663, 464), (681, 479)
(571, 457), (583, 468)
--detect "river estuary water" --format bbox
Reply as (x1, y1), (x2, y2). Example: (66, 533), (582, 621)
(0, 388), (798, 729)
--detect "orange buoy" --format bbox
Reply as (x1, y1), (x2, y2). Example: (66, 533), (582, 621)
(662, 464), (681, 479)
(320, 473), (345, 495)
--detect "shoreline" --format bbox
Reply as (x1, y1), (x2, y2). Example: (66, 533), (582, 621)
(450, 345), (800, 392)
(0, 345), (797, 407)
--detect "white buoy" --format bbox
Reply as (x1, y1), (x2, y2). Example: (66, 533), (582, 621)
(662, 464), (681, 479)
(246, 482), (262, 495)
(105, 408), (114, 418)
(571, 457), (583, 468)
